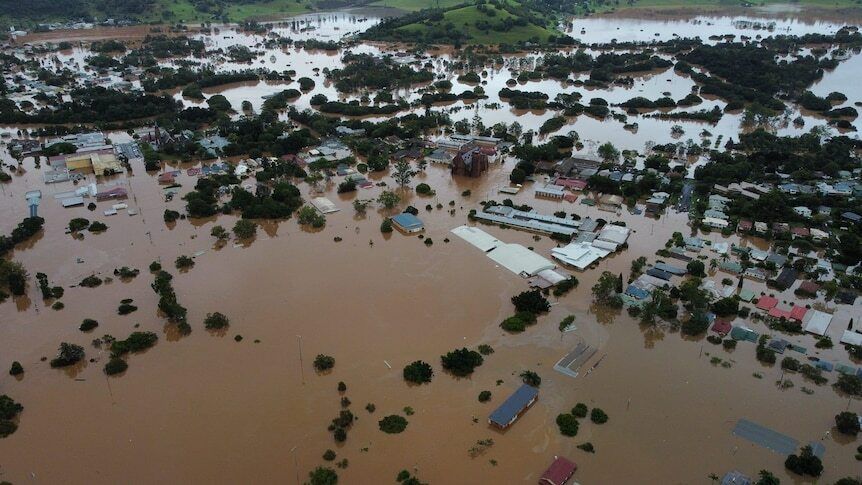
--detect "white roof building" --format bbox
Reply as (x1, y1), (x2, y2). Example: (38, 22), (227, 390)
(487, 243), (556, 277)
(311, 197), (339, 214)
(551, 242), (610, 270)
(451, 225), (500, 252)
(803, 310), (833, 336)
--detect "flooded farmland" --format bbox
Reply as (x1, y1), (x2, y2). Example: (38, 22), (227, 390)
(1, 7), (862, 485)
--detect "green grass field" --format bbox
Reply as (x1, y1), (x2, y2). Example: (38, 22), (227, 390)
(368, 0), (465, 11)
(392, 2), (557, 44)
(139, 0), (311, 23)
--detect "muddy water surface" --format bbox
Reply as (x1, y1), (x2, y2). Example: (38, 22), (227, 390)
(2, 9), (862, 485)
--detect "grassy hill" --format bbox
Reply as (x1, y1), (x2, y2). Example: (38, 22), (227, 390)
(361, 0), (564, 45)
(0, 0), (322, 27)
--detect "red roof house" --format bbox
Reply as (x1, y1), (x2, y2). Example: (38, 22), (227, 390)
(789, 305), (808, 322)
(755, 296), (778, 310)
(711, 319), (732, 336)
(157, 172), (175, 184)
(554, 177), (588, 191)
(539, 456), (577, 485)
(769, 307), (792, 319)
(791, 227), (810, 238)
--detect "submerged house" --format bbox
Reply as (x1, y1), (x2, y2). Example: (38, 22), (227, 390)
(489, 384), (538, 429)
(391, 213), (424, 233)
(539, 456), (577, 485)
(452, 145), (489, 177)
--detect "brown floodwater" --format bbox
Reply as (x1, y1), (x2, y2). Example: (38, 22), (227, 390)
(2, 9), (862, 485)
(1, 147), (861, 484)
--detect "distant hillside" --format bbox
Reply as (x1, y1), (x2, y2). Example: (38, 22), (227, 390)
(0, 0), (340, 26)
(361, 0), (569, 46)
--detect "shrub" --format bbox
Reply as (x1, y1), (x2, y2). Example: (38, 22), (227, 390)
(50, 342), (85, 367)
(113, 267), (140, 279)
(117, 302), (138, 315)
(572, 403), (588, 418)
(577, 442), (595, 453)
(0, 395), (23, 420)
(79, 318), (99, 331)
(781, 357), (800, 371)
(815, 336), (833, 349)
(111, 332), (158, 356)
(79, 275), (103, 288)
(415, 183), (433, 195)
(511, 289), (550, 314)
(88, 221), (108, 232)
(211, 225), (228, 240)
(520, 370), (541, 387)
(785, 445), (823, 477)
(149, 261), (162, 272)
(835, 411), (860, 436)
(307, 467), (338, 485)
(403, 360), (433, 384)
(834, 374), (862, 396)
(378, 415), (408, 434)
(556, 413), (579, 436)
(477, 344), (494, 355)
(0, 419), (17, 438)
(440, 348), (483, 376)
(500, 311), (537, 332)
(233, 219), (257, 239)
(175, 255), (195, 269)
(590, 408), (608, 424)
(314, 354), (336, 371)
(163, 209), (180, 223)
(104, 357), (128, 375)
(204, 312), (230, 330)
(323, 449), (336, 461)
(9, 361), (23, 376)
(68, 217), (90, 232)
(380, 219), (393, 233)
(722, 339), (737, 350)
(478, 391), (492, 402)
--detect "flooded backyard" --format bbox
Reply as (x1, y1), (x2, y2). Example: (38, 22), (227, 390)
(0, 8), (861, 485)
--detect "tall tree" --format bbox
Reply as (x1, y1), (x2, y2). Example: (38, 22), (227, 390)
(392, 159), (415, 188)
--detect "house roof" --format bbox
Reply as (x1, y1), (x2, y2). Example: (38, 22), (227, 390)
(789, 305), (808, 322)
(756, 296), (779, 310)
(712, 319), (732, 335)
(391, 213), (424, 231)
(489, 384), (538, 427)
(646, 268), (672, 281)
(773, 268), (798, 290)
(803, 310), (833, 336)
(539, 456), (577, 485)
(797, 281), (820, 295)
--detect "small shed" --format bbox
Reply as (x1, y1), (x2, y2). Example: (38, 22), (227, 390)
(489, 384), (538, 429)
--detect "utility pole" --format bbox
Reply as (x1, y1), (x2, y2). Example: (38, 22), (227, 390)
(290, 446), (300, 485)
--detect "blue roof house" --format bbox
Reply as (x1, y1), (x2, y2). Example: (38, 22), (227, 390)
(489, 384), (539, 429)
(391, 212), (425, 233)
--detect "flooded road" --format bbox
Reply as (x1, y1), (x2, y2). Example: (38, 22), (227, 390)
(1, 9), (862, 485)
